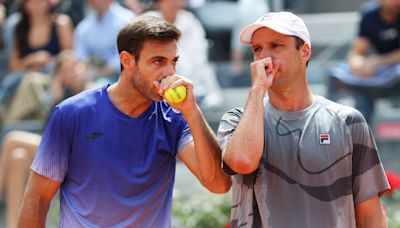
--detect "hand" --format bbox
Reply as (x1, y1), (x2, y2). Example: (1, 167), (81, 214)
(26, 51), (52, 69)
(250, 57), (280, 91)
(349, 56), (377, 77)
(154, 74), (196, 113)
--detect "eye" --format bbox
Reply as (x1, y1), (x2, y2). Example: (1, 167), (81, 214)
(271, 43), (282, 48)
(154, 59), (163, 65)
(253, 46), (262, 52)
(172, 59), (178, 66)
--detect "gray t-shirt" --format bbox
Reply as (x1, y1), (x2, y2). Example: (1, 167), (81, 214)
(218, 96), (390, 228)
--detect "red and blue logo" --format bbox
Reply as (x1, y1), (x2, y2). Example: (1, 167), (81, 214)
(320, 134), (331, 145)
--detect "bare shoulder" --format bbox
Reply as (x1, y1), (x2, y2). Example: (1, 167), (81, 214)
(55, 14), (73, 27)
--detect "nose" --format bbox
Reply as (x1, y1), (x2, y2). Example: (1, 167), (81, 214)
(160, 63), (176, 79)
(165, 62), (176, 76)
(259, 48), (272, 59)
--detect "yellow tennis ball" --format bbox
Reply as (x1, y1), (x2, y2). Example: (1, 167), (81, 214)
(164, 85), (187, 104)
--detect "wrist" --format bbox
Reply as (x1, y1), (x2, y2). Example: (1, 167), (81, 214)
(249, 85), (267, 97)
(181, 103), (202, 124)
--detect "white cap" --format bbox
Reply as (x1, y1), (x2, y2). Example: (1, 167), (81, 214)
(239, 11), (311, 48)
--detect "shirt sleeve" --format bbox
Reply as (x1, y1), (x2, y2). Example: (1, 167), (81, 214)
(31, 106), (72, 182)
(349, 110), (390, 203)
(217, 108), (244, 175)
(176, 113), (193, 155)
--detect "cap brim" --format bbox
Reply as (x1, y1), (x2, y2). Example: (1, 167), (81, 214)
(239, 23), (295, 44)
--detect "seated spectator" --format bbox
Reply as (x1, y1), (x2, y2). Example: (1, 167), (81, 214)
(1, 0), (80, 55)
(0, 0), (73, 110)
(9, 0), (73, 72)
(145, 0), (223, 110)
(3, 50), (89, 123)
(0, 50), (88, 228)
(328, 0), (400, 123)
(74, 0), (134, 86)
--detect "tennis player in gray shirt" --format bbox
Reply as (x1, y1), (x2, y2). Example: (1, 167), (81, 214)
(218, 11), (390, 228)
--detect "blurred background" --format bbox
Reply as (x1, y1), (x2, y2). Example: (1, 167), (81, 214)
(0, 0), (399, 227)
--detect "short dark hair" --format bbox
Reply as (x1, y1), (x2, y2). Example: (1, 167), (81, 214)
(293, 36), (310, 67)
(117, 16), (181, 70)
(293, 36), (305, 50)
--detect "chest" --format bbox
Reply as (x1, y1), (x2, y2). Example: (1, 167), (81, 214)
(69, 114), (178, 175)
(28, 25), (53, 49)
(264, 116), (352, 175)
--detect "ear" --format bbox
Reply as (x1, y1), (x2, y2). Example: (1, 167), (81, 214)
(300, 43), (312, 64)
(120, 51), (135, 71)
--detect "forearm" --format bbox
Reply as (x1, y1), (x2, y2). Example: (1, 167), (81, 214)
(373, 49), (400, 66)
(356, 213), (387, 228)
(17, 196), (49, 228)
(183, 105), (231, 193)
(17, 172), (59, 228)
(224, 86), (266, 174)
(355, 196), (388, 228)
(11, 55), (44, 72)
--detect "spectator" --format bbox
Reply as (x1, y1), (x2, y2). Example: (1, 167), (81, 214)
(0, 50), (88, 228)
(75, 0), (134, 86)
(0, 0), (73, 111)
(328, 0), (400, 123)
(10, 0), (72, 72)
(145, 0), (223, 110)
(3, 50), (89, 123)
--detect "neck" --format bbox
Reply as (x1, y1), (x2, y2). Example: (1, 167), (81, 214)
(97, 1), (112, 18)
(30, 14), (50, 25)
(268, 80), (315, 112)
(107, 75), (152, 118)
(381, 7), (398, 23)
(163, 12), (176, 24)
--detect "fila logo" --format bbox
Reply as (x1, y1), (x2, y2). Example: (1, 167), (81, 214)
(260, 14), (273, 22)
(320, 134), (331, 145)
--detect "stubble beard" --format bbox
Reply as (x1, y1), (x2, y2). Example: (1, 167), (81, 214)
(131, 68), (163, 102)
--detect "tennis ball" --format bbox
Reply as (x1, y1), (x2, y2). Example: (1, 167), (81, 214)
(164, 85), (187, 104)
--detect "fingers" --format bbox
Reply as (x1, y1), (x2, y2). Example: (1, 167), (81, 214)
(157, 74), (192, 95)
(259, 57), (274, 74)
(251, 57), (280, 89)
(267, 59), (281, 82)
(170, 78), (192, 89)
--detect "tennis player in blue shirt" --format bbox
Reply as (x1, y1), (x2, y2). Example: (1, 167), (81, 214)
(17, 16), (232, 228)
